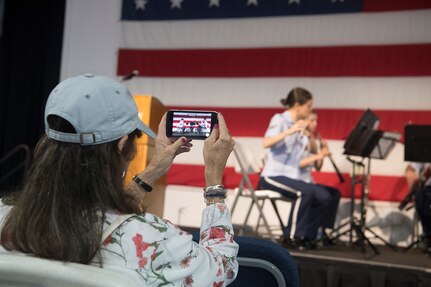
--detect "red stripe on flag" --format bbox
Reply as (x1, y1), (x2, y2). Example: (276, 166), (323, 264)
(167, 164), (410, 202)
(118, 44), (431, 77)
(363, 0), (431, 12)
(168, 106), (431, 140)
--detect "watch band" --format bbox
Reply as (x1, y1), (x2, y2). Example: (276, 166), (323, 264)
(203, 184), (227, 197)
(132, 175), (153, 192)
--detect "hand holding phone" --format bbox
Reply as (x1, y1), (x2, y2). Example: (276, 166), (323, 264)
(203, 113), (235, 186)
(166, 110), (218, 140)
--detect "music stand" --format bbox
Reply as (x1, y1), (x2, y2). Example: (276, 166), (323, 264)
(404, 125), (431, 163)
(343, 109), (380, 157)
(335, 110), (400, 257)
(360, 130), (400, 251)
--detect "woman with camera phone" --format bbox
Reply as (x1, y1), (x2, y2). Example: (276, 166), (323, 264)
(0, 74), (238, 286)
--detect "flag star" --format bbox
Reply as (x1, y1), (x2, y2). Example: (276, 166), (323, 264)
(170, 0), (183, 9)
(209, 0), (220, 7)
(288, 0), (300, 4)
(134, 0), (148, 10)
(247, 0), (258, 6)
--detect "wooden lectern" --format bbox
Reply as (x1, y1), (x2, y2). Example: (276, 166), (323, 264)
(125, 95), (167, 218)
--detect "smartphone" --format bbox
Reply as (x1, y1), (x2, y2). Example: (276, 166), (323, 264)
(166, 110), (218, 140)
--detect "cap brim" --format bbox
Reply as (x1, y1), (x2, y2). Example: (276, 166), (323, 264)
(137, 120), (157, 139)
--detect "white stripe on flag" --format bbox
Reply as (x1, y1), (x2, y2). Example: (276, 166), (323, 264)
(123, 77), (431, 110)
(120, 9), (431, 49)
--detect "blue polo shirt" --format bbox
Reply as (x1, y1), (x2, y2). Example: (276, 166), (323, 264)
(261, 111), (307, 179)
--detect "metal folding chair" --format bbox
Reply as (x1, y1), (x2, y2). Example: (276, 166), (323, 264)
(230, 142), (298, 241)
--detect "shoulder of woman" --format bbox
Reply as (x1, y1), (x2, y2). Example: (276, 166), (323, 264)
(109, 212), (187, 242)
(269, 113), (284, 124)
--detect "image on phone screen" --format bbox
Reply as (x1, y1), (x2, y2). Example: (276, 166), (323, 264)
(167, 110), (217, 139)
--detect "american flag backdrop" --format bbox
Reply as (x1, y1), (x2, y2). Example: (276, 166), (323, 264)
(118, 0), (431, 203)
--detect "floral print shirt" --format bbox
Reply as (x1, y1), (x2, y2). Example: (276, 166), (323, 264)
(0, 202), (238, 287)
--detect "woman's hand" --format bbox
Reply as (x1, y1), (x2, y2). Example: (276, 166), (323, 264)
(319, 146), (331, 159)
(291, 119), (308, 134)
(137, 113), (193, 185)
(319, 138), (329, 149)
(203, 113), (235, 186)
(263, 119), (308, 149)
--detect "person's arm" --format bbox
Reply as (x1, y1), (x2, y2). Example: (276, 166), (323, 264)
(406, 164), (419, 190)
(149, 113), (238, 286)
(299, 153), (323, 169)
(102, 209), (238, 286)
(314, 156), (324, 171)
(262, 119), (307, 149)
(299, 146), (330, 169)
(104, 113), (238, 286)
(263, 128), (296, 149)
(126, 113), (193, 204)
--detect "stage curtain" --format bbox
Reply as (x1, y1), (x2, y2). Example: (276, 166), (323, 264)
(0, 0), (65, 192)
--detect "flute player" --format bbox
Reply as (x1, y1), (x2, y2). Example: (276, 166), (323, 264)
(258, 88), (340, 250)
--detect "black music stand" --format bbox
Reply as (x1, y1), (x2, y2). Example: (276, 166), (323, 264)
(334, 110), (400, 257)
(404, 125), (431, 163)
(400, 125), (431, 211)
(402, 125), (431, 252)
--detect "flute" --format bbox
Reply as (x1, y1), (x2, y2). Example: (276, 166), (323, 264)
(316, 132), (345, 183)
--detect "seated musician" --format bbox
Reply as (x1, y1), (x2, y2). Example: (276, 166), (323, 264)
(258, 88), (340, 250)
(405, 163), (431, 252)
(299, 111), (341, 244)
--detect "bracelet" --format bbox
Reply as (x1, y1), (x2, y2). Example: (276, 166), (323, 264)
(205, 184), (224, 190)
(132, 175), (153, 192)
(204, 193), (227, 198)
(203, 184), (227, 197)
(205, 197), (225, 204)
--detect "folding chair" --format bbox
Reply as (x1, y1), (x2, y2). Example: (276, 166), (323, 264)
(230, 142), (299, 241)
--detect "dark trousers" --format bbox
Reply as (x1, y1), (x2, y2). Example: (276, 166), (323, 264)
(415, 185), (431, 237)
(259, 176), (340, 240)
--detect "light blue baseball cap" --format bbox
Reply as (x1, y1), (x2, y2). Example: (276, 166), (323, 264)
(45, 74), (156, 145)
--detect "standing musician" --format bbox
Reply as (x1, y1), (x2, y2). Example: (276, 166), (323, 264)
(258, 88), (340, 250)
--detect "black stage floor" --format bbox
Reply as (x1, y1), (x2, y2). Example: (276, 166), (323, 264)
(289, 241), (431, 271)
(182, 226), (431, 287)
(288, 242), (431, 287)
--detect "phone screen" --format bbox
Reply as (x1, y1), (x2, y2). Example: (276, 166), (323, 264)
(166, 110), (218, 139)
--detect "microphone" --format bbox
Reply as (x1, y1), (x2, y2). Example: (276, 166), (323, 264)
(121, 70), (139, 82)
